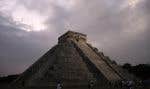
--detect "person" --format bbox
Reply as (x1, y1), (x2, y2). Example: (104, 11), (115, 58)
(89, 80), (94, 89)
(121, 80), (129, 89)
(127, 80), (134, 89)
(121, 80), (126, 87)
(57, 81), (62, 89)
(136, 80), (143, 88)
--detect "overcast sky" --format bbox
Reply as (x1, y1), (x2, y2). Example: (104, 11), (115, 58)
(0, 0), (150, 75)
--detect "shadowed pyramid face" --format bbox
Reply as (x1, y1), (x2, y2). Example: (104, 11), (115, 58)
(12, 31), (135, 87)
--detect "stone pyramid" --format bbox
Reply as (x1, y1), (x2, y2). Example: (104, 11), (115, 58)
(12, 31), (135, 88)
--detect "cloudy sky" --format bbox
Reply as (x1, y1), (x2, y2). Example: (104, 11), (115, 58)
(0, 0), (150, 75)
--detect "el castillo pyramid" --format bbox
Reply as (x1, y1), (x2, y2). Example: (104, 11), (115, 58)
(12, 31), (137, 89)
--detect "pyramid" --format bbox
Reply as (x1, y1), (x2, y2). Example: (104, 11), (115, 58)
(12, 31), (136, 88)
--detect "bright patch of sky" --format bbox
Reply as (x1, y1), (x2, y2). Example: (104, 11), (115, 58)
(11, 5), (48, 32)
(56, 0), (76, 10)
(121, 0), (141, 9)
(0, 0), (48, 32)
(128, 0), (140, 8)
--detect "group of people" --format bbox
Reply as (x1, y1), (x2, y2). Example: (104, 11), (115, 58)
(56, 80), (95, 89)
(121, 80), (135, 89)
(121, 79), (150, 89)
(56, 79), (149, 89)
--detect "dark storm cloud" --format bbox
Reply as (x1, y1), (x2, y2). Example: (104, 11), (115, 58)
(0, 14), (57, 75)
(0, 0), (150, 75)
(68, 0), (150, 65)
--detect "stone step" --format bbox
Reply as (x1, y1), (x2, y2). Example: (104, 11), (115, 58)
(75, 42), (122, 81)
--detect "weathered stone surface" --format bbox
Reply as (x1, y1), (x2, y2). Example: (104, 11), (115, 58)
(11, 31), (136, 88)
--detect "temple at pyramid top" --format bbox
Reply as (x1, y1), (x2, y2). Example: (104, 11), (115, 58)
(58, 31), (87, 43)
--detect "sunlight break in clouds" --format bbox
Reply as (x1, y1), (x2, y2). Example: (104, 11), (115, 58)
(127, 0), (141, 8)
(120, 0), (141, 9)
(12, 5), (48, 32)
(0, 0), (48, 32)
(128, 0), (140, 8)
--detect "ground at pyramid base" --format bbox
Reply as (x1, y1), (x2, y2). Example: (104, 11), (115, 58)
(10, 31), (143, 89)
